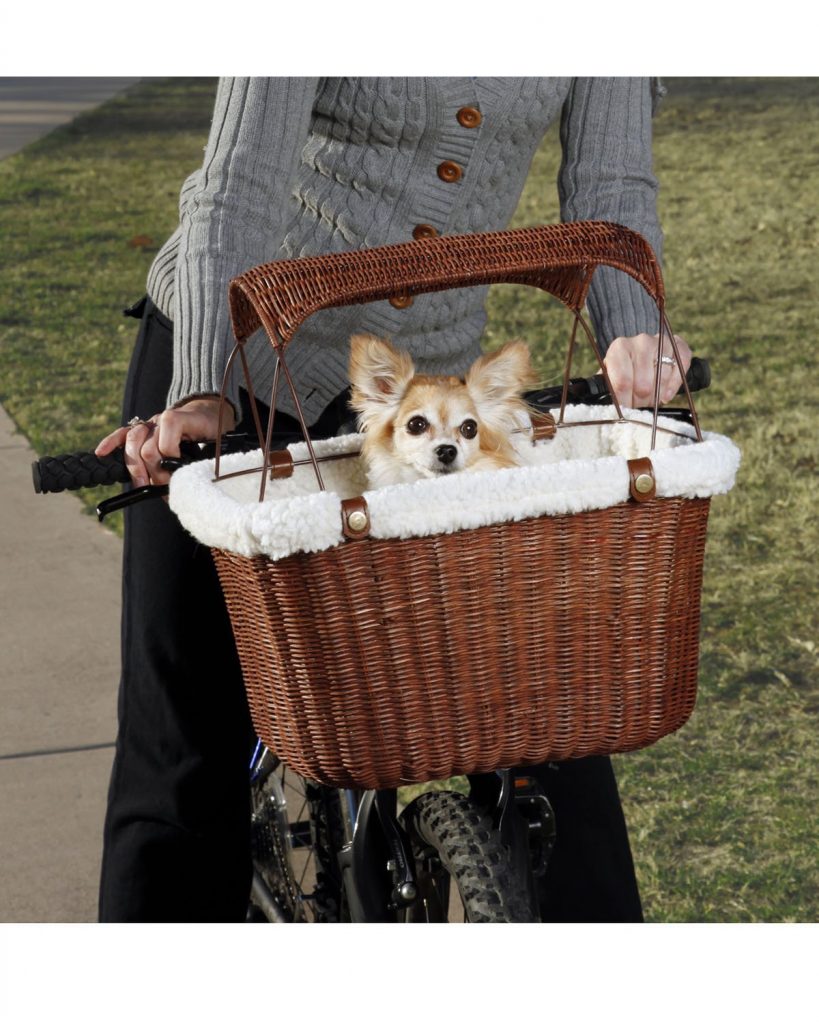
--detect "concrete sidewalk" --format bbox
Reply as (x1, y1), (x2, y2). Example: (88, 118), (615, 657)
(0, 79), (142, 921)
(0, 78), (143, 159)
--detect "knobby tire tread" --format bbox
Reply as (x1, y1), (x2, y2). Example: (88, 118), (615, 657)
(400, 790), (537, 922)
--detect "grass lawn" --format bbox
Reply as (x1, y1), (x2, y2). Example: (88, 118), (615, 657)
(0, 77), (816, 922)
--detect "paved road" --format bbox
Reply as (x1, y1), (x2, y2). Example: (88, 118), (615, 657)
(0, 78), (142, 921)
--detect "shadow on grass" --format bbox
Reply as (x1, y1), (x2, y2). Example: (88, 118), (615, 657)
(664, 76), (819, 104)
(29, 78), (218, 153)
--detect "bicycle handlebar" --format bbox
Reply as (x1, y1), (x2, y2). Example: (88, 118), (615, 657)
(31, 440), (212, 494)
(524, 355), (709, 413)
(32, 357), (710, 498)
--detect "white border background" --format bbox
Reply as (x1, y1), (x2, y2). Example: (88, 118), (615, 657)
(1, 9), (814, 1016)
(3, 1), (818, 75)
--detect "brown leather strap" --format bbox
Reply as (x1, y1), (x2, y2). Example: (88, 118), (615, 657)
(267, 450), (294, 480)
(627, 457), (656, 502)
(341, 496), (371, 540)
(530, 411), (557, 441)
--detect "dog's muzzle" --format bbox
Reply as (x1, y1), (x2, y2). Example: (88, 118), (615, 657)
(435, 445), (458, 466)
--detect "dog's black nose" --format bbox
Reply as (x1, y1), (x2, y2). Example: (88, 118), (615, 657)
(435, 445), (458, 466)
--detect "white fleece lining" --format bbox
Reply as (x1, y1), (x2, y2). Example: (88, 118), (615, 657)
(169, 405), (741, 561)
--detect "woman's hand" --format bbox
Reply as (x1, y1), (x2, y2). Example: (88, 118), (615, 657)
(95, 397), (236, 488)
(603, 332), (692, 410)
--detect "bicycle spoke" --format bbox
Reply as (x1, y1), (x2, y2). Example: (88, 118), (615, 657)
(250, 756), (346, 922)
(297, 850), (315, 898)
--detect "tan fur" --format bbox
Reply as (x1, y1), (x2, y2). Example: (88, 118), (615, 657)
(349, 332), (414, 413)
(349, 333), (537, 488)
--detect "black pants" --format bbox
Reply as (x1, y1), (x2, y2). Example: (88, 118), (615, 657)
(531, 757), (643, 921)
(98, 298), (642, 923)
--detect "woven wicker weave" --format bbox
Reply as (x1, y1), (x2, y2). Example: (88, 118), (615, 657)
(209, 221), (710, 789)
(227, 220), (665, 348)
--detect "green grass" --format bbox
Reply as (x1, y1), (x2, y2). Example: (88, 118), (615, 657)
(0, 78), (219, 528)
(491, 78), (819, 922)
(1, 78), (816, 921)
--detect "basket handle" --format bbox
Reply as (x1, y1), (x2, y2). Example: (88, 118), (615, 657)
(216, 221), (701, 498)
(227, 220), (665, 348)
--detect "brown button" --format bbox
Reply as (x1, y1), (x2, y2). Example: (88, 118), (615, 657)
(456, 106), (482, 129)
(437, 160), (462, 183)
(412, 224), (439, 241)
(389, 294), (414, 309)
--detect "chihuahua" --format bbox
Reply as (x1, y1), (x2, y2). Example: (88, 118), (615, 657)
(348, 333), (538, 488)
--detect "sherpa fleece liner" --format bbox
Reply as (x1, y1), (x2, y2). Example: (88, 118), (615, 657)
(169, 405), (741, 562)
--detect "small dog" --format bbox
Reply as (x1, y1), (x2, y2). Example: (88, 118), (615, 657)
(349, 333), (538, 488)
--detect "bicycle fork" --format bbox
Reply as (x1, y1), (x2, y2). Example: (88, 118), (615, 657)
(338, 789), (419, 922)
(340, 770), (556, 922)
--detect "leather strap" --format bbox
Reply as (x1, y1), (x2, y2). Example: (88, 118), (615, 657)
(627, 457), (656, 502)
(341, 496), (371, 540)
(530, 411), (557, 441)
(267, 450), (294, 480)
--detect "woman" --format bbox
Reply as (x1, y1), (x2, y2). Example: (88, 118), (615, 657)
(97, 77), (689, 922)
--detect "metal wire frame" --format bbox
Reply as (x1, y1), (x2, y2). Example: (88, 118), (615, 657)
(212, 305), (703, 496)
(209, 223), (705, 497)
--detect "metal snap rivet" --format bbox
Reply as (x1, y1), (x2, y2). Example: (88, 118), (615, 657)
(634, 473), (654, 494)
(347, 509), (369, 532)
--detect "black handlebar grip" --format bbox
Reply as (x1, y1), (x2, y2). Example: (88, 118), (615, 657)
(32, 450), (130, 494)
(685, 356), (710, 393)
(32, 439), (212, 494)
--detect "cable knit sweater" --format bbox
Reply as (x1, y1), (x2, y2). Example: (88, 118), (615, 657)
(147, 77), (664, 425)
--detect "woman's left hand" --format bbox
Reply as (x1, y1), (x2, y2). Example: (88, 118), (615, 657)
(94, 396), (235, 488)
(603, 332), (692, 409)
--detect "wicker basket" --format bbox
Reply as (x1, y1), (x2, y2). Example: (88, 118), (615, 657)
(171, 222), (739, 789)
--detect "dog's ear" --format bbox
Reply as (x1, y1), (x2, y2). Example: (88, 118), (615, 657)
(349, 333), (415, 413)
(465, 340), (537, 409)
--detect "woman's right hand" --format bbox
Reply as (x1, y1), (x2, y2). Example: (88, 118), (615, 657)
(95, 396), (235, 488)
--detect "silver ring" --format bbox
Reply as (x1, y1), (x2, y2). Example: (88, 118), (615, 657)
(658, 355), (675, 366)
(127, 416), (153, 429)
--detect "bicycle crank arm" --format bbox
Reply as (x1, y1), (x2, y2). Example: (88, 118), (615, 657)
(249, 871), (288, 923)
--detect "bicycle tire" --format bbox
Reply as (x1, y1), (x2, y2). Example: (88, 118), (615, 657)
(398, 790), (538, 922)
(249, 757), (347, 922)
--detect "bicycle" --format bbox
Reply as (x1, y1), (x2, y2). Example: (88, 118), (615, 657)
(33, 359), (710, 923)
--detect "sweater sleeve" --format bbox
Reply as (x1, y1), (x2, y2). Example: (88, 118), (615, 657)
(558, 77), (664, 353)
(168, 77), (319, 410)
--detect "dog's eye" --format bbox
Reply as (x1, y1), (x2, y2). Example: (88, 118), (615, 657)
(460, 419), (478, 439)
(406, 416), (428, 435)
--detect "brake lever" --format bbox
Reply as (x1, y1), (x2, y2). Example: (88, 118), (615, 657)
(95, 432), (258, 522)
(96, 483), (169, 522)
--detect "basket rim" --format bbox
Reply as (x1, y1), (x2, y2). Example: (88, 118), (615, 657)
(170, 406), (740, 563)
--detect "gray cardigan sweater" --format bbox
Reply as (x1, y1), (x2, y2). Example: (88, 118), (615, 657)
(147, 77), (664, 425)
